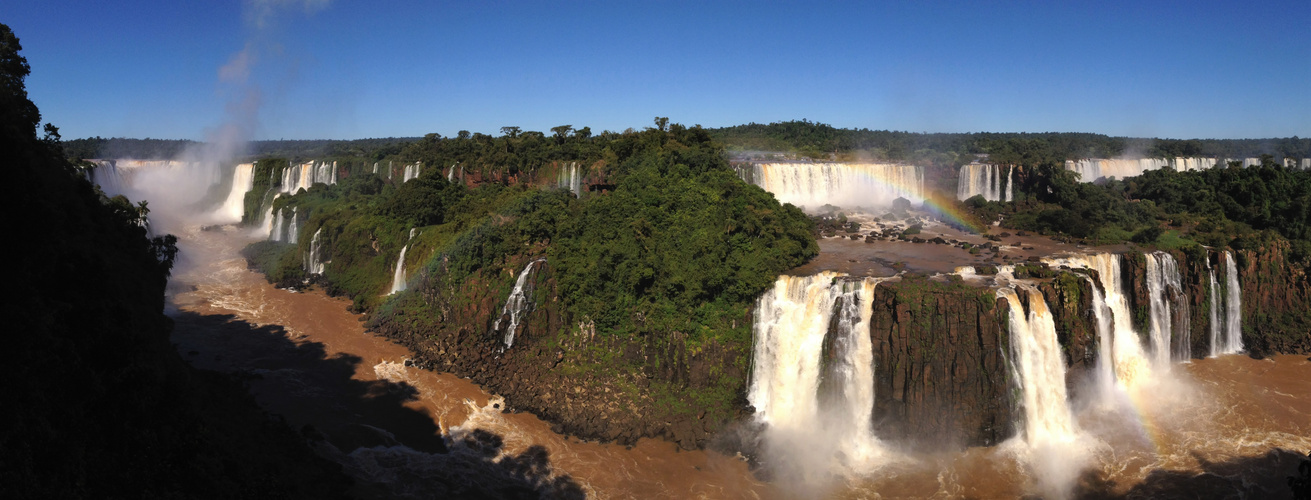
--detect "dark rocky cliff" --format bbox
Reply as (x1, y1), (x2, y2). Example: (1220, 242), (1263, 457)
(867, 276), (1014, 449)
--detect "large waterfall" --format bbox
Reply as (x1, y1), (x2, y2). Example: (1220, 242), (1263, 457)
(1064, 157), (1264, 182)
(747, 273), (881, 478)
(957, 163), (1014, 202)
(737, 162), (924, 209)
(1045, 254), (1153, 388)
(304, 227), (325, 275)
(494, 259), (545, 348)
(1145, 252), (1190, 365)
(388, 228), (417, 295)
(269, 208), (286, 241)
(997, 286), (1078, 447)
(1220, 251), (1244, 354)
(216, 163), (255, 223)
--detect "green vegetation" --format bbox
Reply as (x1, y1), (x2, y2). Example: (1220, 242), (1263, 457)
(248, 119), (817, 340)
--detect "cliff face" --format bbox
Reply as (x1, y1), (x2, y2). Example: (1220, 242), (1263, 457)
(1236, 241), (1311, 356)
(368, 255), (749, 450)
(867, 277), (1013, 449)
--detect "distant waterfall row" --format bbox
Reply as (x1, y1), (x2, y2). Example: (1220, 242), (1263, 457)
(957, 163), (1014, 202)
(1064, 157), (1266, 182)
(735, 162), (924, 209)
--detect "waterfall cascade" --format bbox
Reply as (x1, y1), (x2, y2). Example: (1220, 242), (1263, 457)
(401, 162), (421, 182)
(1283, 158), (1311, 170)
(737, 162), (924, 209)
(997, 286), (1078, 447)
(216, 163), (255, 223)
(1145, 252), (1190, 365)
(1045, 254), (1153, 388)
(286, 207), (300, 244)
(269, 208), (286, 241)
(280, 161), (338, 194)
(558, 162), (583, 197)
(304, 227), (325, 275)
(494, 259), (545, 348)
(1220, 251), (1244, 354)
(957, 163), (1014, 202)
(388, 228), (417, 295)
(447, 164), (463, 184)
(1064, 157), (1266, 182)
(747, 273), (881, 473)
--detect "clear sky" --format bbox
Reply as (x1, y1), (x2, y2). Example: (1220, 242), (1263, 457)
(5, 0), (1309, 141)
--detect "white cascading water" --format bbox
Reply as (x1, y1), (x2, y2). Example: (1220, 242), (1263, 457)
(388, 228), (418, 295)
(494, 259), (545, 348)
(280, 161), (338, 194)
(1045, 253), (1153, 389)
(269, 208), (285, 241)
(402, 162), (421, 182)
(1063, 158), (1225, 182)
(1221, 251), (1244, 354)
(747, 273), (882, 482)
(258, 204), (275, 237)
(1207, 256), (1223, 357)
(216, 163), (255, 224)
(287, 207), (300, 244)
(740, 162), (924, 209)
(558, 162), (583, 197)
(997, 286), (1078, 446)
(304, 227), (325, 275)
(1145, 252), (1189, 366)
(957, 163), (1013, 202)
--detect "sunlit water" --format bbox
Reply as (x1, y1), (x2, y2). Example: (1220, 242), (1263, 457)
(168, 224), (1311, 499)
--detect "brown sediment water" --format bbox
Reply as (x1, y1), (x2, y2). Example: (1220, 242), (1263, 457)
(169, 224), (1310, 499)
(168, 225), (770, 499)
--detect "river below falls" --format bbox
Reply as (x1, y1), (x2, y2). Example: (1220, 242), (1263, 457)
(168, 225), (1311, 499)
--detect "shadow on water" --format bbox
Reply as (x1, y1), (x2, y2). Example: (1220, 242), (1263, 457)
(1069, 448), (1310, 500)
(170, 310), (586, 499)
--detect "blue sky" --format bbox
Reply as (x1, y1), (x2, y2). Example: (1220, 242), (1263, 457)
(6, 1), (1309, 140)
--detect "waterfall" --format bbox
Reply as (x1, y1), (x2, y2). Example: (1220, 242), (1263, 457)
(1145, 252), (1190, 365)
(402, 162), (421, 182)
(957, 164), (1013, 202)
(747, 273), (881, 474)
(388, 228), (417, 295)
(1045, 254), (1152, 389)
(258, 203), (275, 237)
(1207, 256), (1223, 357)
(216, 163), (255, 223)
(269, 208), (285, 241)
(372, 162), (379, 175)
(494, 259), (545, 348)
(558, 162), (583, 197)
(280, 161), (339, 194)
(998, 286), (1078, 446)
(304, 227), (325, 275)
(1064, 157), (1227, 182)
(287, 207), (300, 244)
(1220, 251), (1244, 354)
(742, 162), (924, 209)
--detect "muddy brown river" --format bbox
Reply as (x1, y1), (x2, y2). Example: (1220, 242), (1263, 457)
(169, 225), (1311, 499)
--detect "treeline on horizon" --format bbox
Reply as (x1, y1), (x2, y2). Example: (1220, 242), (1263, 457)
(710, 119), (1311, 167)
(62, 136), (422, 161)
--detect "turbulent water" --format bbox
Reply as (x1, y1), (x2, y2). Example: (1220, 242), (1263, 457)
(736, 162), (924, 209)
(957, 163), (1013, 202)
